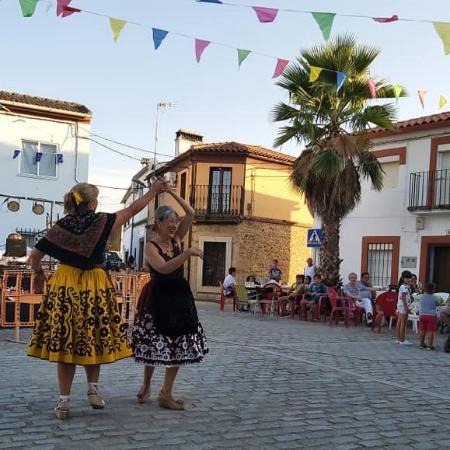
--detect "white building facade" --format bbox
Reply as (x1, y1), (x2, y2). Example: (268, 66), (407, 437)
(0, 91), (91, 249)
(121, 164), (151, 270)
(338, 112), (450, 292)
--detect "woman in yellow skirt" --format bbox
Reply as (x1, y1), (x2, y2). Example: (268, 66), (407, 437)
(27, 179), (166, 419)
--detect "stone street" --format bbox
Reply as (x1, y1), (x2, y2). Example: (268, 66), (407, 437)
(1, 302), (450, 450)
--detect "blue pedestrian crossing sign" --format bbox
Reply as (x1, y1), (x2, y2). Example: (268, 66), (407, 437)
(307, 229), (323, 247)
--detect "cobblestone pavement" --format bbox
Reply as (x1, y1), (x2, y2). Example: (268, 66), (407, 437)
(1, 302), (450, 450)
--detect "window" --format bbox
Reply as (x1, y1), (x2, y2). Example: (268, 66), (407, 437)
(381, 161), (399, 189)
(180, 172), (187, 200)
(202, 241), (227, 287)
(20, 140), (57, 178)
(208, 168), (232, 214)
(361, 237), (400, 287)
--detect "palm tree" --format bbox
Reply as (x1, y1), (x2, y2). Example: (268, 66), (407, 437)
(273, 34), (404, 285)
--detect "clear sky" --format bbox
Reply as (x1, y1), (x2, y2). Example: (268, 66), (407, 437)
(1, 0), (449, 211)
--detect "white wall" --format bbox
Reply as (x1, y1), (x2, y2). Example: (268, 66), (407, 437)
(0, 111), (90, 248)
(339, 126), (450, 282)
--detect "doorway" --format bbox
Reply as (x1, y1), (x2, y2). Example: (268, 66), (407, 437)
(427, 245), (450, 292)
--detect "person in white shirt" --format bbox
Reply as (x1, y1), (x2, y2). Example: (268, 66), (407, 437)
(304, 258), (316, 279)
(396, 270), (413, 346)
(223, 267), (237, 297)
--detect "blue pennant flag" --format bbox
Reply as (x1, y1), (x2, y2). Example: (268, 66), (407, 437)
(152, 28), (169, 50)
(336, 71), (347, 92)
(35, 152), (42, 163)
(56, 154), (64, 163)
(13, 149), (20, 159)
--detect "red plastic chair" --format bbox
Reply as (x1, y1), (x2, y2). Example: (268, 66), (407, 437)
(327, 288), (349, 327)
(219, 281), (236, 312)
(372, 290), (398, 332)
(289, 294), (304, 319)
(345, 297), (364, 326)
(259, 283), (282, 317)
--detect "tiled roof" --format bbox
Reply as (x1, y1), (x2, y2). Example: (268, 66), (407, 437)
(369, 111), (450, 135)
(190, 141), (295, 163)
(0, 91), (91, 115)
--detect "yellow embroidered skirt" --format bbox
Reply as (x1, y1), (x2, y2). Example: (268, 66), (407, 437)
(27, 264), (133, 365)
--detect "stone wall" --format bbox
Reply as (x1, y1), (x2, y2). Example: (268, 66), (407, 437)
(189, 219), (311, 300)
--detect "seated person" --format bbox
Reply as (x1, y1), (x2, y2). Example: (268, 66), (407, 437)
(305, 274), (327, 315)
(268, 259), (282, 283)
(246, 275), (260, 286)
(279, 274), (307, 315)
(223, 267), (237, 297)
(304, 275), (312, 287)
(359, 272), (377, 301)
(343, 272), (373, 324)
(439, 296), (450, 353)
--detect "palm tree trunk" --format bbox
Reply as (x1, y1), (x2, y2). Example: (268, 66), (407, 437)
(319, 212), (341, 286)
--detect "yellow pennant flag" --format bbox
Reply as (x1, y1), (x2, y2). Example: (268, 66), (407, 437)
(439, 95), (448, 110)
(392, 84), (402, 102)
(109, 17), (127, 43)
(433, 22), (450, 55)
(309, 66), (322, 82)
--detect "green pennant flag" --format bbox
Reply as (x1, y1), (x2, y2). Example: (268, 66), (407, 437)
(19, 0), (38, 17)
(109, 17), (127, 43)
(433, 22), (450, 55)
(237, 49), (251, 69)
(312, 12), (335, 41)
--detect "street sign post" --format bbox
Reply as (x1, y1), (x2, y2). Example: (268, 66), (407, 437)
(307, 229), (323, 248)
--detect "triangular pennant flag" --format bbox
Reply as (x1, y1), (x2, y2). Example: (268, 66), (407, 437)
(195, 39), (210, 63)
(417, 90), (427, 110)
(19, 0), (38, 17)
(392, 84), (402, 101)
(309, 66), (322, 82)
(272, 58), (289, 78)
(439, 95), (448, 110)
(109, 17), (127, 43)
(60, 5), (81, 17)
(237, 49), (251, 69)
(152, 28), (169, 50)
(197, 0), (222, 3)
(57, 0), (70, 16)
(252, 6), (278, 23)
(433, 22), (450, 55)
(336, 71), (346, 91)
(311, 12), (335, 40)
(368, 78), (377, 98)
(373, 15), (399, 23)
(56, 154), (64, 163)
(13, 150), (20, 159)
(35, 152), (42, 163)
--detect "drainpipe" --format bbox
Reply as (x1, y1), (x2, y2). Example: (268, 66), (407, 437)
(187, 155), (197, 285)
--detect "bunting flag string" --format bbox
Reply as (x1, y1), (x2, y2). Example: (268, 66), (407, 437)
(439, 95), (448, 109)
(195, 0), (450, 53)
(19, 1), (291, 77)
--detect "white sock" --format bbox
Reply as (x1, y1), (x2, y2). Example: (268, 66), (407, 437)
(59, 395), (70, 402)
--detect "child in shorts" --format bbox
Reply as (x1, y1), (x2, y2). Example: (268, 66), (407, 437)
(419, 283), (439, 350)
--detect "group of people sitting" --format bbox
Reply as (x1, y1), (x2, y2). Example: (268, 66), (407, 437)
(223, 260), (383, 324)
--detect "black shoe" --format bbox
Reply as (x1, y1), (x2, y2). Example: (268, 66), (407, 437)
(445, 338), (450, 353)
(419, 344), (427, 349)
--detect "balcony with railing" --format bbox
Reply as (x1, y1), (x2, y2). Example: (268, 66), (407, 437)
(191, 185), (244, 222)
(408, 169), (450, 211)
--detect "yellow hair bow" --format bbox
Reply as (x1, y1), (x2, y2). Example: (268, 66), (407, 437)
(72, 191), (83, 206)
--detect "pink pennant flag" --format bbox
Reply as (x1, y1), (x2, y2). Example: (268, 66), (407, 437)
(252, 6), (278, 23)
(272, 58), (289, 78)
(373, 15), (399, 23)
(368, 79), (377, 98)
(417, 90), (427, 110)
(195, 39), (210, 63)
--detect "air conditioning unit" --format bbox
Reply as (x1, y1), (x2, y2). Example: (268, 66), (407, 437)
(164, 172), (177, 186)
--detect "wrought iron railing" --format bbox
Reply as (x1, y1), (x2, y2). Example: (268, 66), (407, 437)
(191, 185), (244, 217)
(409, 169), (450, 211)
